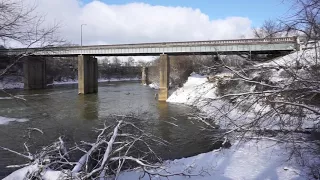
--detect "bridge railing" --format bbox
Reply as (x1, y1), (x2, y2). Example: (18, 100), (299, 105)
(162, 37), (296, 46)
(76, 37), (298, 49)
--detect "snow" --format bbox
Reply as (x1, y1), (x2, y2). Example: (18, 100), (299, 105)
(0, 97), (13, 100)
(0, 81), (24, 89)
(42, 170), (67, 180)
(4, 164), (66, 180)
(254, 48), (320, 84)
(167, 73), (216, 104)
(257, 49), (319, 68)
(0, 116), (28, 125)
(119, 140), (313, 180)
(98, 77), (140, 82)
(3, 164), (39, 180)
(149, 82), (159, 89)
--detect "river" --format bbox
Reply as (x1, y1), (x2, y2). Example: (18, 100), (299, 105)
(0, 81), (217, 178)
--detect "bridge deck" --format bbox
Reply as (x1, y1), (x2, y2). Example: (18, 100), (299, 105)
(1, 37), (299, 57)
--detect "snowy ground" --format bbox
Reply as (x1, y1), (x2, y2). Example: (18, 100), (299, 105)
(4, 140), (315, 180)
(119, 140), (313, 180)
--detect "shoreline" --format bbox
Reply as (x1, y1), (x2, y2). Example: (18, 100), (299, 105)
(0, 78), (141, 90)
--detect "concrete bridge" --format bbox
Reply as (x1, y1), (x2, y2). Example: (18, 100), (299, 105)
(0, 37), (301, 101)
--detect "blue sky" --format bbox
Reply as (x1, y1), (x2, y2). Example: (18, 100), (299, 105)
(81, 0), (291, 27)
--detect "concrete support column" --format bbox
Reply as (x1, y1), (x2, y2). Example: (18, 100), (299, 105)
(141, 67), (148, 85)
(23, 56), (46, 89)
(78, 55), (98, 94)
(158, 54), (170, 101)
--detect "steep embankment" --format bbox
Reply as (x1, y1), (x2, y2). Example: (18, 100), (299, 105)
(167, 49), (320, 131)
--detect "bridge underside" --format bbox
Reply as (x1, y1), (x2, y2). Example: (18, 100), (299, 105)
(23, 55), (99, 94)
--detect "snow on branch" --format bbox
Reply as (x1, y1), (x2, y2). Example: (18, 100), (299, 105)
(3, 116), (201, 180)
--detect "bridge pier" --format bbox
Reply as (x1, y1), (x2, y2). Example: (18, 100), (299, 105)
(158, 54), (170, 101)
(78, 55), (98, 94)
(23, 56), (46, 90)
(141, 67), (148, 85)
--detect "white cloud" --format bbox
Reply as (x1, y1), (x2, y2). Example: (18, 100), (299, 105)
(26, 0), (253, 46)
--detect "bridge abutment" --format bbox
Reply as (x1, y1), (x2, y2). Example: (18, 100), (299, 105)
(158, 54), (170, 101)
(141, 67), (148, 85)
(78, 55), (98, 94)
(23, 56), (46, 90)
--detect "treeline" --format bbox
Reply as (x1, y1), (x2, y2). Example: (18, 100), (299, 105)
(46, 57), (142, 83)
(0, 56), (143, 83)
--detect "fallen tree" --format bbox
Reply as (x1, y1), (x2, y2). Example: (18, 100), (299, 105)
(2, 115), (204, 180)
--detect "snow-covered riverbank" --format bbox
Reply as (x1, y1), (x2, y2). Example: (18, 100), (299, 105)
(119, 139), (314, 180)
(0, 78), (140, 90)
(50, 77), (140, 85)
(4, 139), (315, 180)
(167, 50), (320, 130)
(163, 49), (320, 180)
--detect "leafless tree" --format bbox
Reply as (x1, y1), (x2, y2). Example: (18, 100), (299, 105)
(253, 19), (282, 38)
(112, 56), (121, 66)
(125, 57), (135, 66)
(0, 0), (61, 47)
(0, 0), (62, 88)
(284, 0), (320, 41)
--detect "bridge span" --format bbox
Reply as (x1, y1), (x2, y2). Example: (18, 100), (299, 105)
(0, 37), (301, 101)
(4, 37), (299, 56)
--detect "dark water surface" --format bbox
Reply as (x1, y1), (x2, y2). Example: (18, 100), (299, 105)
(0, 81), (215, 178)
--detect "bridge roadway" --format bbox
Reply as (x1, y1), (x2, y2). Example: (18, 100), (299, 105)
(3, 37), (300, 56)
